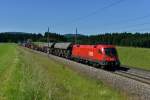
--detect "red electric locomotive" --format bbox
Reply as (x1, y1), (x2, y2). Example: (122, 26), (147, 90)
(71, 44), (120, 68)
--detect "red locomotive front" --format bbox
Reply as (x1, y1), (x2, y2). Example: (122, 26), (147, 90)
(72, 44), (120, 68)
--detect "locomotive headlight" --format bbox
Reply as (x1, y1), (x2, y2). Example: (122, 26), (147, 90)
(115, 61), (120, 66)
(104, 61), (108, 65)
(102, 60), (108, 65)
(102, 56), (107, 65)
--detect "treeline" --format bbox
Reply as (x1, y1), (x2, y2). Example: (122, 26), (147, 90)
(88, 33), (150, 48)
(0, 32), (150, 48)
(0, 32), (67, 43)
(66, 32), (150, 48)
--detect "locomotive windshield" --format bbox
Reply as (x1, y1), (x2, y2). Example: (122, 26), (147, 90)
(104, 48), (117, 56)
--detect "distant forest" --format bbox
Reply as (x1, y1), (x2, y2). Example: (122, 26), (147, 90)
(0, 32), (150, 48)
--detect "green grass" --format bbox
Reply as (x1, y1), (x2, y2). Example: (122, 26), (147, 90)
(117, 46), (150, 70)
(0, 43), (127, 100)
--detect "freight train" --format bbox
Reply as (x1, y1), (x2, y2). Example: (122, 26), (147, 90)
(23, 42), (120, 69)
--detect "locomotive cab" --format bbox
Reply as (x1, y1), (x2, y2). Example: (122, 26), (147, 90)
(100, 46), (120, 67)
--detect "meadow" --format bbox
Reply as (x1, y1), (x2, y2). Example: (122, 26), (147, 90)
(117, 46), (150, 70)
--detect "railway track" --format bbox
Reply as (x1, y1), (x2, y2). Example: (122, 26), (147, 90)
(114, 70), (150, 85)
(77, 60), (150, 85)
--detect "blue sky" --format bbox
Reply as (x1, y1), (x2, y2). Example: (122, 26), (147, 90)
(0, 0), (150, 35)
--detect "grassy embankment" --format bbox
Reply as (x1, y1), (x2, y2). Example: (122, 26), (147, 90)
(0, 44), (127, 100)
(117, 46), (150, 70)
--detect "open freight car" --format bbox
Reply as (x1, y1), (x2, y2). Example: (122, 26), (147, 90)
(53, 42), (73, 58)
(47, 43), (55, 54)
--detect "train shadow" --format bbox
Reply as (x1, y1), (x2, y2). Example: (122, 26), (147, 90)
(106, 66), (130, 72)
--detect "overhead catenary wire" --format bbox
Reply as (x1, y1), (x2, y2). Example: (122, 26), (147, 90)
(103, 13), (150, 27)
(57, 0), (126, 27)
(83, 13), (150, 33)
(71, 0), (126, 22)
(111, 22), (150, 31)
(107, 14), (150, 32)
(121, 27), (150, 33)
(71, 0), (150, 33)
(57, 0), (150, 34)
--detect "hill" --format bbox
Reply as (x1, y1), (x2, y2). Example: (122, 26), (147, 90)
(0, 32), (32, 34)
(64, 34), (86, 38)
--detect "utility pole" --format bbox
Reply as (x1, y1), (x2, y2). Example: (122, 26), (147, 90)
(75, 27), (78, 44)
(48, 27), (49, 33)
(47, 27), (50, 47)
(47, 27), (50, 55)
